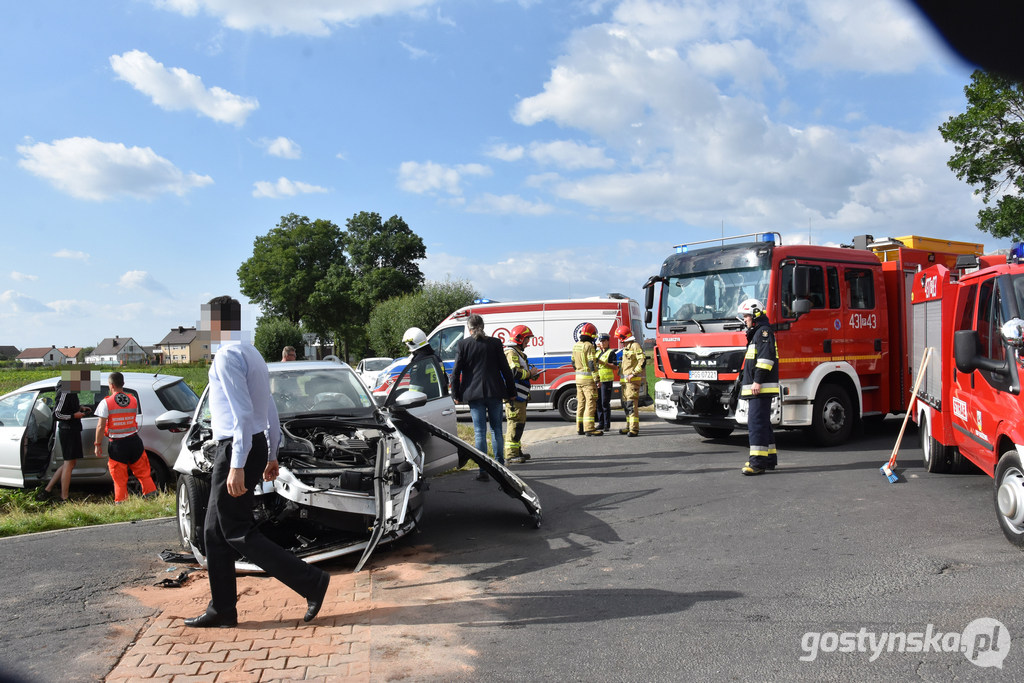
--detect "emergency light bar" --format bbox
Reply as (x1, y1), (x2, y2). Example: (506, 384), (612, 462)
(673, 232), (781, 254)
(1010, 242), (1024, 263)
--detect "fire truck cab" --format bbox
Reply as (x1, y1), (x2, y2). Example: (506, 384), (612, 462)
(912, 249), (1024, 547)
(645, 232), (979, 445)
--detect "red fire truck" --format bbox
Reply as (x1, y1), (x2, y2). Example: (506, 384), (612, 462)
(643, 232), (981, 445)
(911, 247), (1024, 546)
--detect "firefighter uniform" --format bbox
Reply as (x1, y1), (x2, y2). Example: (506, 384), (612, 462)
(504, 341), (533, 462)
(572, 325), (601, 435)
(95, 389), (157, 502)
(739, 303), (779, 475)
(617, 331), (645, 436)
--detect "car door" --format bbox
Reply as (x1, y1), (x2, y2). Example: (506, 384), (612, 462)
(0, 391), (40, 487)
(384, 352), (458, 475)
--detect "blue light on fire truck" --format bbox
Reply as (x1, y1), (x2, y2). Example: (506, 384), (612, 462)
(760, 233), (776, 243)
(675, 245), (688, 254)
(1010, 242), (1024, 263)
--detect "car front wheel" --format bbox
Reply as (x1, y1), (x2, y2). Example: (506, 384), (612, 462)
(177, 474), (210, 555)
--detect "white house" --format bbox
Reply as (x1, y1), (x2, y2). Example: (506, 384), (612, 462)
(17, 346), (78, 366)
(86, 336), (149, 365)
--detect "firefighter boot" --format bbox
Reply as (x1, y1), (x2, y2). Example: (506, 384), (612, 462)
(742, 461), (765, 476)
(619, 428), (630, 435)
(627, 430), (638, 437)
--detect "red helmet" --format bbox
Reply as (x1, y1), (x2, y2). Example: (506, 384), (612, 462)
(579, 322), (598, 338)
(615, 325), (632, 341)
(511, 324), (534, 345)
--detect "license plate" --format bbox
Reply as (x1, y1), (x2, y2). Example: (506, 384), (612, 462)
(689, 370), (717, 380)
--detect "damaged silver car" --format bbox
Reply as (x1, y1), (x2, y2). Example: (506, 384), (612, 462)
(158, 358), (541, 572)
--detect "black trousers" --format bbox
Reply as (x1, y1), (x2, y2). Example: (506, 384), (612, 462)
(596, 381), (613, 430)
(204, 433), (325, 617)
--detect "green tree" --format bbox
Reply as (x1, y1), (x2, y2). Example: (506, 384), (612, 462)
(237, 214), (347, 324)
(346, 212), (426, 307)
(367, 279), (478, 357)
(253, 316), (305, 362)
(940, 70), (1024, 240)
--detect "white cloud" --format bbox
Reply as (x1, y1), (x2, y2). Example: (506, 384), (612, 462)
(153, 0), (442, 36)
(53, 249), (90, 261)
(18, 137), (213, 201)
(0, 290), (55, 314)
(118, 270), (172, 297)
(528, 140), (615, 170)
(791, 0), (946, 73)
(397, 161), (491, 196)
(11, 272), (38, 282)
(485, 143), (525, 162)
(109, 49), (258, 125)
(687, 39), (782, 92)
(465, 194), (555, 215)
(252, 177), (330, 198)
(399, 40), (433, 60)
(260, 136), (302, 159)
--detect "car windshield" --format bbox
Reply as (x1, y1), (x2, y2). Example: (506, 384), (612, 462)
(362, 358), (392, 372)
(661, 267), (770, 323)
(270, 366), (375, 418)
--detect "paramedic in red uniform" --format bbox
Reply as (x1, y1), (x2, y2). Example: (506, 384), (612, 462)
(93, 371), (157, 502)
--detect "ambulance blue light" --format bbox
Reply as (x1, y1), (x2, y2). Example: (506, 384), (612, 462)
(675, 245), (688, 254)
(473, 298), (493, 304)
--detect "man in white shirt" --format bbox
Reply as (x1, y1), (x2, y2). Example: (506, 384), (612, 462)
(185, 297), (330, 628)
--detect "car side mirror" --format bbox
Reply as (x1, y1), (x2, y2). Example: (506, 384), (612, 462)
(954, 329), (1009, 375)
(392, 390), (428, 411)
(792, 299), (812, 316)
(155, 409), (192, 432)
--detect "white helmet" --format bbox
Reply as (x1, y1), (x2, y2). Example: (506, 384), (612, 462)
(737, 298), (765, 319)
(402, 327), (428, 351)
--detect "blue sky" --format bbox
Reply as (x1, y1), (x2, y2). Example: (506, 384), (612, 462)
(0, 0), (989, 350)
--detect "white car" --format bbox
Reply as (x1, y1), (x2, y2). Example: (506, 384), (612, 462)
(159, 359), (541, 572)
(354, 357), (393, 389)
(0, 372), (199, 490)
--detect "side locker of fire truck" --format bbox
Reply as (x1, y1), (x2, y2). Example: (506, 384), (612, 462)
(913, 253), (1024, 548)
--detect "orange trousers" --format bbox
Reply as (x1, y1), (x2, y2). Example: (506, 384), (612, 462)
(108, 451), (157, 502)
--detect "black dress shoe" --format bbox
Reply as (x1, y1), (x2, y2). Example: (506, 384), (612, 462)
(184, 611), (237, 628)
(304, 572), (330, 623)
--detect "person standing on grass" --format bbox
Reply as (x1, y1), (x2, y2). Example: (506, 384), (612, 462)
(39, 373), (93, 503)
(93, 372), (157, 503)
(451, 314), (516, 481)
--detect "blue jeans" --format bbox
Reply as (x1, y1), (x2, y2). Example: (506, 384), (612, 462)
(469, 397), (505, 464)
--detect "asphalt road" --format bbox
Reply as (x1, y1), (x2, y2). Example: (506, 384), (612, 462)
(418, 414), (1024, 681)
(2, 413), (1023, 681)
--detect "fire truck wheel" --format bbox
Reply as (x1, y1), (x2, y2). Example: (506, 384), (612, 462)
(556, 390), (578, 422)
(994, 451), (1024, 548)
(919, 412), (951, 474)
(810, 383), (853, 447)
(694, 426), (734, 439)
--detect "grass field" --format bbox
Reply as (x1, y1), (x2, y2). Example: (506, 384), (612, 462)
(0, 364), (210, 397)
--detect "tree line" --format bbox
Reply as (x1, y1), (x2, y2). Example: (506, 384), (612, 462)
(239, 212), (477, 362)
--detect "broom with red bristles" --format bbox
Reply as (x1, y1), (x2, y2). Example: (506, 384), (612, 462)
(881, 346), (933, 484)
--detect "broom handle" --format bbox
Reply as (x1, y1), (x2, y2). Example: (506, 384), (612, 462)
(888, 346), (933, 468)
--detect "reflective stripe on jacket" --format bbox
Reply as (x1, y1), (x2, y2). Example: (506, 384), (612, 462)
(505, 345), (531, 402)
(597, 348), (617, 382)
(572, 340), (598, 384)
(103, 391), (139, 438)
(619, 341), (645, 383)
(740, 317), (780, 397)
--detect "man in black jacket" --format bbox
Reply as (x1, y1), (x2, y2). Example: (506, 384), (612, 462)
(451, 314), (515, 478)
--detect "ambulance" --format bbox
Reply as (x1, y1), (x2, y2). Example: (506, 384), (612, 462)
(374, 295), (645, 421)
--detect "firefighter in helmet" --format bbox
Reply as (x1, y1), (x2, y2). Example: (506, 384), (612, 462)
(504, 324), (540, 463)
(402, 327), (439, 394)
(737, 298), (779, 475)
(615, 325), (645, 437)
(572, 322), (602, 435)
